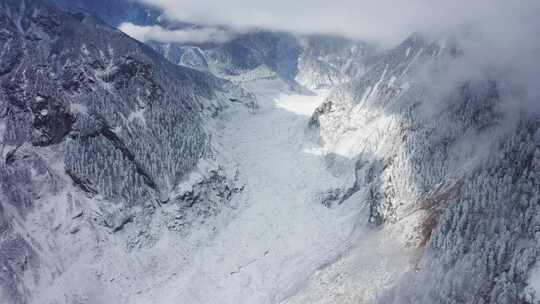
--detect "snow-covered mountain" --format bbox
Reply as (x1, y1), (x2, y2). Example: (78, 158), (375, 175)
(52, 0), (375, 92)
(52, 0), (159, 27)
(147, 30), (375, 91)
(0, 0), (252, 302)
(305, 34), (540, 303)
(2, 0), (540, 304)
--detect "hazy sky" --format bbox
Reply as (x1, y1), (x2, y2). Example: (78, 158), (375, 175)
(129, 0), (539, 46)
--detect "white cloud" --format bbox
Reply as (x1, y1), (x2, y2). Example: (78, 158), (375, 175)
(135, 0), (540, 47)
(119, 23), (233, 44)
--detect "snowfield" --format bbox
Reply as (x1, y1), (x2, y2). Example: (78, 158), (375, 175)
(20, 76), (415, 304)
(126, 79), (412, 304)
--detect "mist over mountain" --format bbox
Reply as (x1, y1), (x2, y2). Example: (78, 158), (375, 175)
(2, 0), (540, 303)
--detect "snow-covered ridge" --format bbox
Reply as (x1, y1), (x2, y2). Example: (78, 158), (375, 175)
(308, 34), (540, 303)
(0, 0), (251, 303)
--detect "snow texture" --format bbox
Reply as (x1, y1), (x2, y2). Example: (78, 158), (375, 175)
(3, 1), (540, 304)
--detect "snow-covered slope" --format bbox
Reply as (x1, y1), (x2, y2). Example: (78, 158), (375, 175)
(0, 0), (251, 303)
(53, 0), (376, 91)
(307, 34), (540, 303)
(127, 79), (352, 304)
(151, 31), (375, 91)
(52, 0), (159, 27)
(295, 35), (374, 90)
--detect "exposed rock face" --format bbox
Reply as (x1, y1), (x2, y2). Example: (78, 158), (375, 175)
(166, 167), (244, 232)
(30, 94), (74, 146)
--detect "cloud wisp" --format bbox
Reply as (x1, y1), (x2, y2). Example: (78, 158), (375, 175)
(119, 23), (233, 44)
